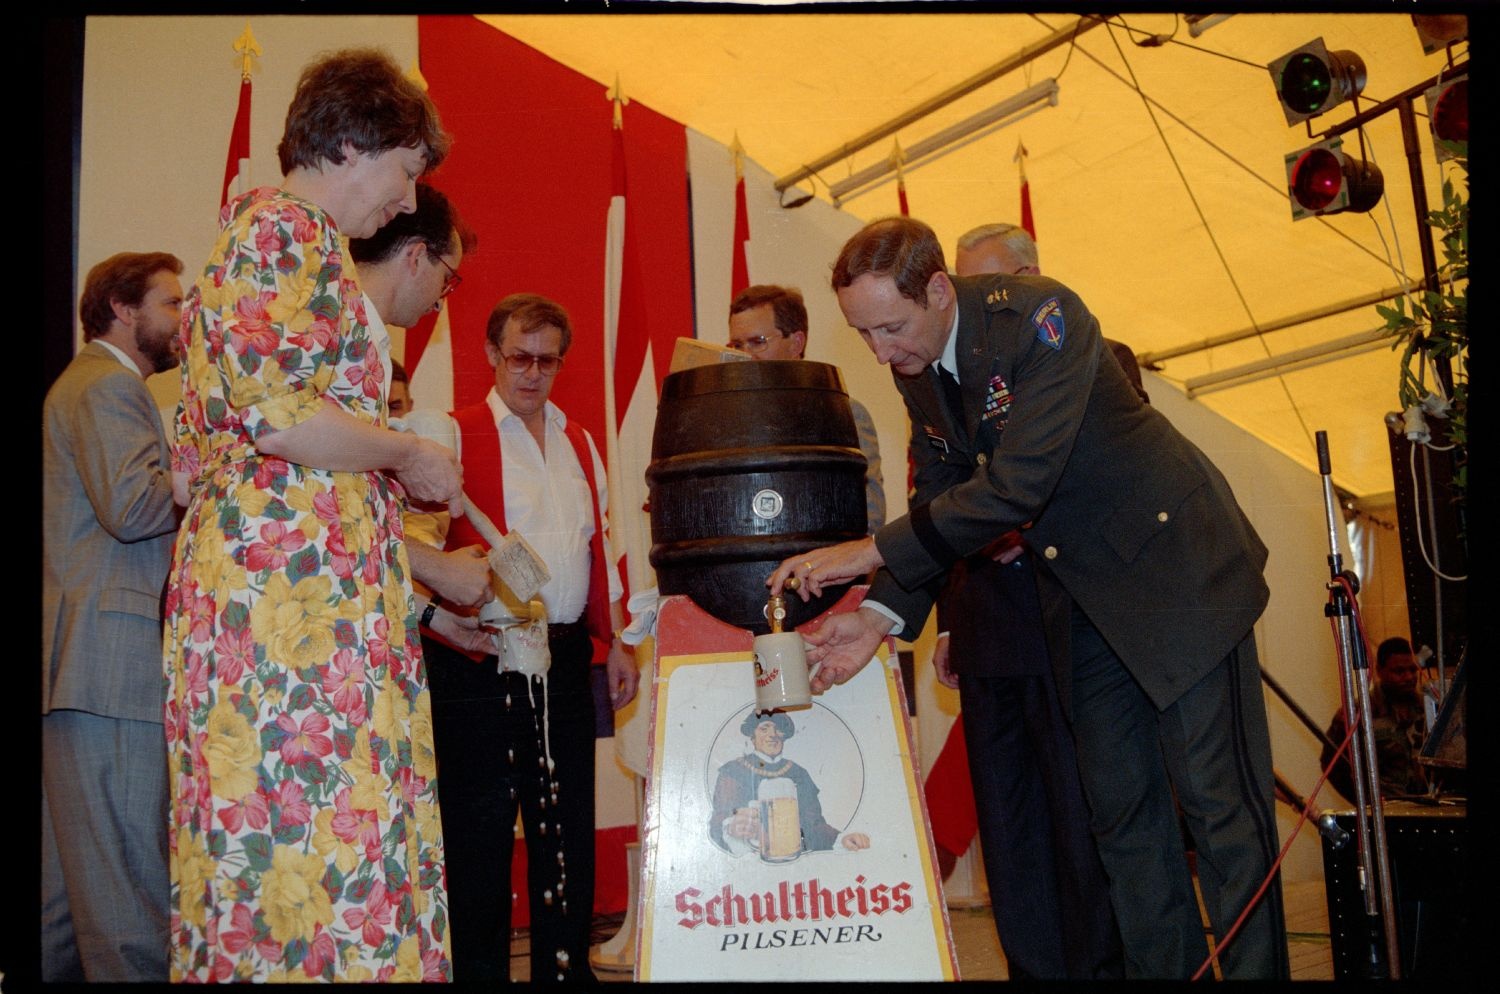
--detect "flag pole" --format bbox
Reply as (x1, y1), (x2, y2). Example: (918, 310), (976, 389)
(602, 75), (631, 595)
(894, 138), (910, 217)
(1014, 138), (1035, 239)
(730, 133), (750, 297)
(220, 23), (260, 207)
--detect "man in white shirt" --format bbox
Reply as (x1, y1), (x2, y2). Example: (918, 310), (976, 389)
(42, 252), (185, 980)
(422, 293), (638, 983)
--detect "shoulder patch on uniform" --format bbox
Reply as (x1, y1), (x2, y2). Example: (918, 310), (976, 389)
(1032, 297), (1065, 350)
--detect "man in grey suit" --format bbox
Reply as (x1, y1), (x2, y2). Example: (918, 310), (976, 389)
(771, 217), (1287, 979)
(42, 251), (185, 981)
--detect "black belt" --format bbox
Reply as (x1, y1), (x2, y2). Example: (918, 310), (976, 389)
(546, 620), (590, 644)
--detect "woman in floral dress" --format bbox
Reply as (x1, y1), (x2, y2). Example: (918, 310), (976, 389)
(164, 49), (465, 982)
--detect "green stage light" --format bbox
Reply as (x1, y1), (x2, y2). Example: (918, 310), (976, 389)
(1268, 38), (1367, 127)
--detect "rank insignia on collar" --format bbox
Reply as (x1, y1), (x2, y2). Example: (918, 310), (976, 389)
(1032, 297), (1065, 350)
(982, 374), (1012, 425)
(984, 287), (1011, 306)
(922, 424), (949, 453)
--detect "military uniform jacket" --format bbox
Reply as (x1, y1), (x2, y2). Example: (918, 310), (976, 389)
(870, 274), (1268, 710)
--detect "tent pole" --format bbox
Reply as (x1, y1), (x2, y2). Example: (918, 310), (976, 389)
(1138, 285), (1416, 367)
(773, 15), (1102, 193)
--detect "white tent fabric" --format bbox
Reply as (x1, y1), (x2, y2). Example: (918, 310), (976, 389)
(494, 10), (1466, 499)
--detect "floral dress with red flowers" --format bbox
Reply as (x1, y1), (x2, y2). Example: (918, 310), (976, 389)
(164, 188), (450, 982)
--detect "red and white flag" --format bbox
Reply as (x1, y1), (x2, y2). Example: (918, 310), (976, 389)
(894, 139), (911, 217)
(1017, 139), (1035, 239)
(730, 134), (751, 297)
(220, 77), (252, 207)
(220, 24), (260, 206)
(601, 79), (656, 610)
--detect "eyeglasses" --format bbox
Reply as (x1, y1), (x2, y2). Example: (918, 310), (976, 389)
(431, 253), (462, 299)
(500, 351), (564, 376)
(728, 334), (778, 353)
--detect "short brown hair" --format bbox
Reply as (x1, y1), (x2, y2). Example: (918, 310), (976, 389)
(277, 48), (450, 175)
(486, 293), (573, 356)
(79, 251), (183, 341)
(730, 285), (809, 347)
(831, 216), (947, 307)
(350, 183), (475, 265)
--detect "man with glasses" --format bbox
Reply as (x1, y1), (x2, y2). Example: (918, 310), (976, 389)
(349, 183), (497, 624)
(422, 292), (638, 982)
(729, 284), (885, 532)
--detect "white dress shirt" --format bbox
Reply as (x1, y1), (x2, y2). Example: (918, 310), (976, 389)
(458, 387), (622, 625)
(93, 338), (145, 378)
(361, 292), (393, 409)
(864, 307), (963, 638)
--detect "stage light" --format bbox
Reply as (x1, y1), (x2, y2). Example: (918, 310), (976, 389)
(1284, 137), (1384, 220)
(1411, 14), (1467, 56)
(1425, 73), (1468, 163)
(1268, 38), (1367, 126)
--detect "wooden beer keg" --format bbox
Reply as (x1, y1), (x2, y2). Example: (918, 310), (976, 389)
(647, 359), (867, 633)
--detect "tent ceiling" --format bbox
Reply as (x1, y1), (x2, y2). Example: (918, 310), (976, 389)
(488, 11), (1467, 498)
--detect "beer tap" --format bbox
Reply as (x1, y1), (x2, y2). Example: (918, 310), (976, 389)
(768, 576), (800, 634)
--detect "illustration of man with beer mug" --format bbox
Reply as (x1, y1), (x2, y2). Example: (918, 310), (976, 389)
(709, 711), (872, 858)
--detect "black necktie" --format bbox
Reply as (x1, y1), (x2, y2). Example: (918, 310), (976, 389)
(936, 364), (963, 421)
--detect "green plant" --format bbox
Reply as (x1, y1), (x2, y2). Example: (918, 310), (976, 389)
(1379, 156), (1467, 498)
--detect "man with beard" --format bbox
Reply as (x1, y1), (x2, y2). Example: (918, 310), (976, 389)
(42, 252), (186, 981)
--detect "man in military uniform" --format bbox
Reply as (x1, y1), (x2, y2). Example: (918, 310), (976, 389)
(770, 216), (1288, 979)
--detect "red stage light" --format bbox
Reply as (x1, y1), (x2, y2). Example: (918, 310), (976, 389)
(1290, 148), (1344, 212)
(1426, 74), (1469, 164)
(1284, 138), (1384, 220)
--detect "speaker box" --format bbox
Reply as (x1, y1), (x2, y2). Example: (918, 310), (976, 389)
(1320, 799), (1468, 978)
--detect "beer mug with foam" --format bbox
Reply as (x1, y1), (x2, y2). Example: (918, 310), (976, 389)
(754, 776), (803, 863)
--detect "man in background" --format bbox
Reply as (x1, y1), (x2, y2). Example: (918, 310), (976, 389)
(773, 216), (1287, 979)
(1323, 636), (1428, 800)
(389, 359), (412, 418)
(422, 293), (639, 983)
(42, 252), (185, 981)
(916, 222), (1123, 979)
(729, 284), (885, 533)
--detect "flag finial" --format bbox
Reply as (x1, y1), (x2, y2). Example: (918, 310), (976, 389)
(405, 60), (429, 92)
(232, 22), (262, 81)
(608, 73), (629, 129)
(892, 138), (911, 217)
(730, 132), (745, 180)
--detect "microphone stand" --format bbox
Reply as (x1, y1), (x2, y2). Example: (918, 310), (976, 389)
(1317, 430), (1400, 978)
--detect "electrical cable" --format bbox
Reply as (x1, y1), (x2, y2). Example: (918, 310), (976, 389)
(1408, 444), (1467, 581)
(1050, 15), (1085, 82)
(1026, 14), (1411, 278)
(1193, 715), (1356, 980)
(1192, 571), (1370, 979)
(1360, 125), (1418, 309)
(1103, 18), (1319, 452)
(1101, 20), (1258, 330)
